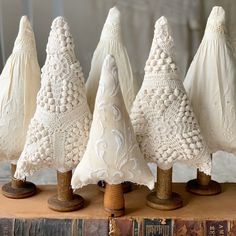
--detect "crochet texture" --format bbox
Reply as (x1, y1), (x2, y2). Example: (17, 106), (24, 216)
(15, 17), (92, 179)
(130, 16), (211, 174)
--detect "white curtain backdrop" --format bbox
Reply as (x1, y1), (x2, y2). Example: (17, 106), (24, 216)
(0, 0), (236, 183)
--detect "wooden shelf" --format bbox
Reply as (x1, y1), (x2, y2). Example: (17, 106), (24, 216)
(0, 183), (236, 219)
(1, 183), (236, 235)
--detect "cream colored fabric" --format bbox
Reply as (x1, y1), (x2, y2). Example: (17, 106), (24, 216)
(130, 16), (211, 174)
(150, 0), (203, 79)
(15, 17), (92, 180)
(86, 6), (137, 113)
(184, 6), (236, 155)
(0, 16), (40, 161)
(72, 55), (155, 190)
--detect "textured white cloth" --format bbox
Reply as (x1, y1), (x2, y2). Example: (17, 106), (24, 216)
(15, 17), (92, 180)
(130, 16), (211, 174)
(71, 55), (155, 190)
(150, 0), (203, 79)
(184, 6), (236, 155)
(86, 6), (137, 113)
(0, 16), (40, 161)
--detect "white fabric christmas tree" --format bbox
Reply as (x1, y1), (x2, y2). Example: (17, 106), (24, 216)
(15, 17), (92, 179)
(71, 55), (154, 190)
(86, 6), (137, 113)
(184, 6), (236, 155)
(130, 16), (211, 174)
(0, 16), (40, 161)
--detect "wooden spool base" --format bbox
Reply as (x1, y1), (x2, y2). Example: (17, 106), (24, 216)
(146, 167), (183, 210)
(186, 179), (222, 196)
(48, 194), (84, 212)
(104, 207), (125, 217)
(104, 183), (125, 217)
(48, 170), (84, 212)
(98, 181), (132, 193)
(2, 180), (36, 199)
(146, 191), (183, 210)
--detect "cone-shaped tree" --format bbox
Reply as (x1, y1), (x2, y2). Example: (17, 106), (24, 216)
(131, 16), (211, 174)
(184, 6), (235, 195)
(15, 17), (92, 179)
(72, 55), (154, 190)
(86, 6), (137, 113)
(184, 6), (236, 154)
(0, 16), (40, 160)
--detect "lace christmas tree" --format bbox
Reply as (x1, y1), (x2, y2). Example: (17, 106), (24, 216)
(15, 17), (92, 180)
(71, 55), (154, 190)
(130, 16), (211, 174)
(0, 16), (40, 161)
(184, 6), (236, 154)
(86, 6), (137, 113)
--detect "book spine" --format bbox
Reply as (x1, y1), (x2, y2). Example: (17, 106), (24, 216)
(143, 218), (172, 236)
(0, 218), (14, 236)
(83, 219), (108, 236)
(205, 220), (228, 236)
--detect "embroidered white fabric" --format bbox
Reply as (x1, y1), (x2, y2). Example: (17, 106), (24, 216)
(130, 16), (211, 174)
(15, 17), (92, 180)
(71, 55), (155, 190)
(0, 16), (40, 161)
(86, 6), (138, 114)
(184, 6), (236, 155)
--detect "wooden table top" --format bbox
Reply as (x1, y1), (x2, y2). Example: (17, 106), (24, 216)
(0, 183), (235, 220)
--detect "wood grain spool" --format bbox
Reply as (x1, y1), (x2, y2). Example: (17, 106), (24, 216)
(146, 167), (183, 210)
(186, 154), (221, 196)
(186, 169), (221, 196)
(48, 170), (84, 212)
(104, 183), (125, 217)
(98, 181), (132, 193)
(2, 163), (37, 199)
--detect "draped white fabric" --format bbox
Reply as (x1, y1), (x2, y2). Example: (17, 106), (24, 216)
(1, 0), (236, 183)
(2, 0), (236, 81)
(184, 6), (236, 155)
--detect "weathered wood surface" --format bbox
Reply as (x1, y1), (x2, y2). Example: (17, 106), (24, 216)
(0, 184), (236, 235)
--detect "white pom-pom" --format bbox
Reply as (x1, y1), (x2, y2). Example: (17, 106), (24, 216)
(169, 94), (175, 101)
(174, 88), (180, 96)
(160, 52), (167, 59)
(166, 57), (172, 64)
(170, 63), (176, 70)
(157, 59), (164, 65)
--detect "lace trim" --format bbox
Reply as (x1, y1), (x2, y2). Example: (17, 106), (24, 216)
(130, 16), (211, 174)
(153, 16), (174, 55)
(205, 23), (226, 35)
(15, 17), (92, 179)
(13, 37), (37, 54)
(205, 6), (226, 35)
(101, 23), (122, 42)
(145, 17), (177, 75)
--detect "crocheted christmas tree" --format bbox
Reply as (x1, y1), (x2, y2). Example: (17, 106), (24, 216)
(130, 16), (211, 174)
(0, 16), (40, 161)
(15, 17), (92, 180)
(86, 6), (137, 113)
(71, 55), (154, 190)
(184, 6), (236, 155)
